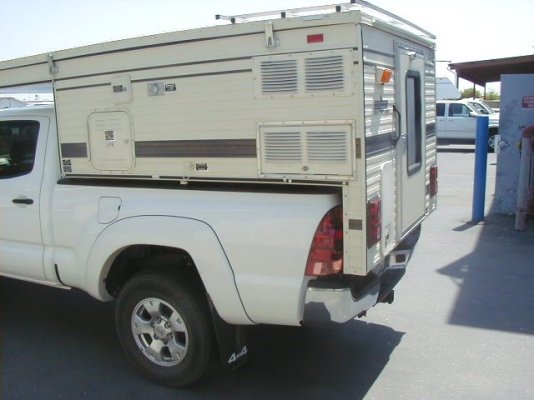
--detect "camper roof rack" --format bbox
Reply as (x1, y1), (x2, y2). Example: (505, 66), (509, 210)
(215, 0), (435, 40)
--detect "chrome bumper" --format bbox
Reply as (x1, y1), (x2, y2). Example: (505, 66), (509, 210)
(302, 253), (408, 325)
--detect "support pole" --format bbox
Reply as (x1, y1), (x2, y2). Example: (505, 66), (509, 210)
(472, 116), (489, 223)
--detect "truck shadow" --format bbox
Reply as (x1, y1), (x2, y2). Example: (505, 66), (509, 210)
(0, 278), (403, 400)
(200, 322), (404, 400)
(438, 213), (534, 335)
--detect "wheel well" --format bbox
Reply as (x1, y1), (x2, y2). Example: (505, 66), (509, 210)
(105, 245), (202, 298)
(489, 127), (498, 136)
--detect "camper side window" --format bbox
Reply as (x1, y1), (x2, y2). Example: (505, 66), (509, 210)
(405, 71), (422, 175)
(0, 121), (39, 179)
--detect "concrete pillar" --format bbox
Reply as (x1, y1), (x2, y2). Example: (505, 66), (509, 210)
(494, 74), (534, 214)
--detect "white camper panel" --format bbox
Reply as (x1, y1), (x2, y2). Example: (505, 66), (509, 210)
(53, 24), (361, 181)
(360, 24), (436, 273)
(424, 59), (438, 211)
(361, 25), (398, 271)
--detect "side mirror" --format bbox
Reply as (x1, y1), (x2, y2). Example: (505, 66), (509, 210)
(469, 112), (478, 117)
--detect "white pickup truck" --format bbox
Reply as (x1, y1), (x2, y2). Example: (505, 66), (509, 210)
(0, 104), (422, 386)
(0, 3), (437, 387)
(436, 99), (500, 150)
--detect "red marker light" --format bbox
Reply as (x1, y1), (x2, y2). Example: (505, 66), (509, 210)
(367, 197), (381, 248)
(307, 34), (324, 44)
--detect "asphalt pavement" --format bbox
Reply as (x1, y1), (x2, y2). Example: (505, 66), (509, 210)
(365, 146), (534, 399)
(1, 146), (533, 399)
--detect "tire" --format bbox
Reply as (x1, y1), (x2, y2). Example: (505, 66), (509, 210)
(116, 269), (213, 387)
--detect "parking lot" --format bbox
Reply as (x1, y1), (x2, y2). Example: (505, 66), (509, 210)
(1, 147), (533, 400)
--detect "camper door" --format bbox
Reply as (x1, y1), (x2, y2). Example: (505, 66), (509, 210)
(394, 43), (427, 237)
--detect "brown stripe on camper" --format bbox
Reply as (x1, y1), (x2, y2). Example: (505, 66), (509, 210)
(61, 143), (88, 158)
(135, 139), (257, 158)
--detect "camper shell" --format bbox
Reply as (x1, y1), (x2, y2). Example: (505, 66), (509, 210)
(0, 1), (437, 277)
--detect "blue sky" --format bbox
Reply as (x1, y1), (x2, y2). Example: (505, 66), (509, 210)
(1, 0), (533, 91)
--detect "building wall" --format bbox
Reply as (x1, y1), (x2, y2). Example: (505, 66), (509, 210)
(494, 74), (534, 214)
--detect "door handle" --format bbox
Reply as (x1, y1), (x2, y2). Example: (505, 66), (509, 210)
(12, 198), (34, 205)
(391, 104), (402, 143)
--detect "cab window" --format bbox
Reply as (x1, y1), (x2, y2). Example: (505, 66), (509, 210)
(448, 103), (471, 117)
(0, 120), (39, 179)
(467, 101), (491, 115)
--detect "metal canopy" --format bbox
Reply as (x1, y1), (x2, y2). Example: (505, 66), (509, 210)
(448, 54), (534, 86)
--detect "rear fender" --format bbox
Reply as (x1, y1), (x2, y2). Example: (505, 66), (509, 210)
(85, 216), (252, 325)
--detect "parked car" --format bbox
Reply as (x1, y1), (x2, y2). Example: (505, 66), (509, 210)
(463, 99), (499, 115)
(436, 99), (499, 150)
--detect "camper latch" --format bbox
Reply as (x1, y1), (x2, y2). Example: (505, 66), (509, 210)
(47, 54), (59, 76)
(264, 22), (278, 48)
(391, 104), (401, 142)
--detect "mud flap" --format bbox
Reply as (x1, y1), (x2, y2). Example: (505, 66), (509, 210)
(207, 297), (248, 370)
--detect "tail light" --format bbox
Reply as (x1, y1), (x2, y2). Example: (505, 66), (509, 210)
(367, 197), (381, 248)
(305, 206), (343, 276)
(429, 165), (438, 197)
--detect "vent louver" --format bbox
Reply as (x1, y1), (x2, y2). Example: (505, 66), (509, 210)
(307, 131), (348, 161)
(259, 123), (353, 177)
(254, 50), (351, 97)
(263, 132), (302, 162)
(305, 56), (344, 91)
(260, 60), (298, 94)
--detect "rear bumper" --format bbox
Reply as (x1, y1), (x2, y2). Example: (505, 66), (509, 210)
(302, 263), (406, 325)
(302, 278), (380, 325)
(302, 225), (421, 326)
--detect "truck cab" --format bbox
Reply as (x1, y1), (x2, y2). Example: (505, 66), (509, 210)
(0, 107), (59, 283)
